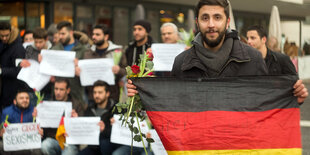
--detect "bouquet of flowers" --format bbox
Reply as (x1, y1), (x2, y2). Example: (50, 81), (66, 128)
(114, 49), (154, 154)
(179, 28), (195, 47)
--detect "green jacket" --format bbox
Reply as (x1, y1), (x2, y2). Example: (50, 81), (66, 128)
(51, 41), (88, 105)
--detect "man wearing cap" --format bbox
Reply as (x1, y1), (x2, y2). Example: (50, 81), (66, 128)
(125, 20), (154, 66)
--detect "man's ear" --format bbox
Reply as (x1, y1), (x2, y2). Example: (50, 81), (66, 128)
(104, 34), (109, 41)
(226, 17), (231, 29)
(196, 18), (200, 31)
(67, 88), (71, 94)
(107, 91), (110, 98)
(262, 36), (267, 44)
(13, 99), (17, 105)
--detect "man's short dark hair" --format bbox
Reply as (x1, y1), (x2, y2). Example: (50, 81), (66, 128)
(15, 90), (29, 99)
(33, 27), (48, 39)
(93, 24), (110, 36)
(93, 80), (110, 93)
(57, 21), (73, 31)
(247, 25), (267, 39)
(55, 77), (70, 89)
(0, 21), (11, 31)
(195, 0), (229, 19)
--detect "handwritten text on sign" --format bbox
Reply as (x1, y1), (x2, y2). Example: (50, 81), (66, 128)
(3, 123), (41, 151)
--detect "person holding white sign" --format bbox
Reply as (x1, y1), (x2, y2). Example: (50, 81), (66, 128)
(0, 90), (42, 154)
(78, 80), (118, 155)
(39, 78), (83, 155)
(76, 24), (126, 102)
(50, 21), (88, 107)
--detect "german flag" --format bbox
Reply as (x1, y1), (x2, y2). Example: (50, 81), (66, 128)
(132, 76), (302, 155)
(55, 116), (66, 150)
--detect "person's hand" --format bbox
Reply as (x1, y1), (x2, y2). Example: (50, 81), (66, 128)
(112, 65), (120, 74)
(38, 54), (42, 63)
(110, 117), (115, 125)
(74, 59), (81, 76)
(71, 109), (78, 117)
(50, 76), (55, 83)
(127, 79), (138, 97)
(293, 80), (308, 104)
(98, 121), (105, 132)
(0, 128), (5, 137)
(37, 125), (44, 137)
(20, 59), (31, 68)
(32, 107), (37, 117)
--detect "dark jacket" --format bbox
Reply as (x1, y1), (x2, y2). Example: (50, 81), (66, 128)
(0, 27), (26, 107)
(1, 104), (34, 123)
(125, 36), (153, 66)
(265, 48), (297, 75)
(51, 41), (88, 105)
(172, 31), (268, 78)
(84, 98), (115, 139)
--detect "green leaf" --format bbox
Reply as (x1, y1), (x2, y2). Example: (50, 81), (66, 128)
(125, 66), (133, 75)
(117, 106), (122, 113)
(146, 138), (155, 143)
(146, 61), (154, 70)
(133, 135), (142, 142)
(133, 127), (139, 134)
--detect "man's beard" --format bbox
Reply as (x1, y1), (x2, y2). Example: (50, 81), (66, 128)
(94, 39), (105, 46)
(136, 35), (147, 43)
(16, 102), (28, 111)
(202, 28), (226, 48)
(95, 97), (107, 105)
(62, 36), (71, 45)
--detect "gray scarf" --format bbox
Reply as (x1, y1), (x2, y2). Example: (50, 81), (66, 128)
(194, 33), (233, 77)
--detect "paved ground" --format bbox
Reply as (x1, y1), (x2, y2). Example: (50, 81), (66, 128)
(301, 81), (310, 155)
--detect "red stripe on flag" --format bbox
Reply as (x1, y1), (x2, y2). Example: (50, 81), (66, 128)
(147, 108), (301, 151)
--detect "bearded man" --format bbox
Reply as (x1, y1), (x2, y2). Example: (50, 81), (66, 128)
(80, 24), (126, 102)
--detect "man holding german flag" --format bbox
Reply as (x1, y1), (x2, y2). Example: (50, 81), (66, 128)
(126, 0), (308, 154)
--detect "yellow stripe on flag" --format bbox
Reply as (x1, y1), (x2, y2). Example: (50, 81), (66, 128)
(167, 148), (302, 155)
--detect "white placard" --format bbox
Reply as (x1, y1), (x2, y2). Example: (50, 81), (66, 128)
(64, 117), (101, 145)
(39, 50), (76, 77)
(36, 101), (72, 128)
(152, 43), (186, 71)
(111, 114), (149, 148)
(3, 123), (41, 151)
(78, 58), (115, 86)
(298, 56), (310, 80)
(149, 130), (168, 155)
(17, 60), (51, 91)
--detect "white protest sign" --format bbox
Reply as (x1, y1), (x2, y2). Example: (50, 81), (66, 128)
(40, 50), (76, 77)
(17, 59), (51, 91)
(64, 117), (101, 145)
(36, 101), (72, 128)
(152, 43), (186, 71)
(150, 129), (168, 155)
(111, 114), (149, 148)
(78, 58), (115, 86)
(3, 123), (41, 151)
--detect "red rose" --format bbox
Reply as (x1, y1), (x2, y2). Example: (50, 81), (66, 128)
(131, 65), (140, 74)
(33, 88), (37, 92)
(146, 51), (153, 61)
(4, 123), (7, 128)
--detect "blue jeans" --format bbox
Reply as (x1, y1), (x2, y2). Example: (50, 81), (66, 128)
(78, 138), (119, 155)
(41, 138), (78, 155)
(112, 145), (153, 155)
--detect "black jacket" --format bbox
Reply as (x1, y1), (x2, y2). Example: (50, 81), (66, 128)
(0, 27), (25, 107)
(172, 31), (268, 78)
(265, 48), (297, 75)
(84, 99), (115, 139)
(125, 36), (153, 66)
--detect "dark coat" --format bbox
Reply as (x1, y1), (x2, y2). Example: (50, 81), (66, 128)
(0, 27), (25, 107)
(172, 31), (268, 78)
(84, 99), (115, 139)
(265, 48), (297, 75)
(125, 36), (153, 66)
